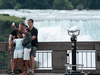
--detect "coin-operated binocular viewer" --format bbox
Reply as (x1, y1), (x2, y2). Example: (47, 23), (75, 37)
(65, 26), (85, 75)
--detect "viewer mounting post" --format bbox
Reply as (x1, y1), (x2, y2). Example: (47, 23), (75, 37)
(65, 26), (85, 75)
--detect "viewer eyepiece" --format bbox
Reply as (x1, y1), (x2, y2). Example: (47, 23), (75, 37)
(68, 26), (80, 36)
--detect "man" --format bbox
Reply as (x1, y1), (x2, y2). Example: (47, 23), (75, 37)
(27, 19), (38, 75)
(9, 22), (25, 74)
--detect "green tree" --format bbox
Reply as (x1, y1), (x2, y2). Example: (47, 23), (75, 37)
(34, 0), (50, 9)
(0, 0), (16, 9)
(64, 0), (74, 10)
(0, 0), (100, 10)
(47, 0), (54, 8)
(69, 0), (80, 9)
(53, 0), (74, 10)
(76, 4), (84, 10)
(0, 0), (3, 8)
(95, 0), (100, 9)
(89, 0), (97, 9)
(53, 0), (64, 9)
(14, 3), (21, 10)
(69, 0), (90, 9)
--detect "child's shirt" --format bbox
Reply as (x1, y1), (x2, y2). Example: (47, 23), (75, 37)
(14, 38), (23, 50)
(23, 32), (32, 48)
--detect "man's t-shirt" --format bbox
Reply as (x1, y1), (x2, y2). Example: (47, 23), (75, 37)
(23, 32), (32, 48)
(31, 27), (38, 47)
(10, 30), (18, 39)
(14, 38), (23, 50)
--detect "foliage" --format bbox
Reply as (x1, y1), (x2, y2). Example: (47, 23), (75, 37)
(0, 51), (8, 70)
(14, 3), (21, 11)
(64, 0), (74, 10)
(15, 6), (18, 11)
(22, 17), (26, 20)
(0, 14), (24, 42)
(76, 4), (84, 10)
(0, 0), (100, 9)
(53, 0), (74, 10)
(86, 8), (89, 10)
(0, 14), (9, 16)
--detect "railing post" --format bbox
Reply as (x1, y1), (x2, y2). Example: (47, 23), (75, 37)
(96, 50), (100, 74)
(52, 50), (67, 72)
(95, 42), (100, 74)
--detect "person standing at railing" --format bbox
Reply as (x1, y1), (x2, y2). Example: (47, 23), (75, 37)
(9, 22), (25, 74)
(10, 32), (24, 75)
(27, 19), (38, 75)
(12, 23), (32, 75)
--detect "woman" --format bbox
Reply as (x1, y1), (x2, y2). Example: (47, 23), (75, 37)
(12, 23), (32, 75)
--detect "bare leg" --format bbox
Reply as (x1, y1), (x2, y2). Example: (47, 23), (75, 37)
(29, 60), (31, 68)
(18, 58), (24, 71)
(31, 55), (35, 74)
(12, 59), (17, 72)
(27, 60), (31, 73)
(20, 60), (28, 75)
(10, 59), (14, 71)
(18, 60), (21, 70)
(25, 60), (28, 73)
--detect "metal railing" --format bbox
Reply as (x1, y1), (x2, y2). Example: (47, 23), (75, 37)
(0, 42), (100, 74)
(0, 50), (52, 70)
(35, 50), (52, 69)
(68, 50), (96, 69)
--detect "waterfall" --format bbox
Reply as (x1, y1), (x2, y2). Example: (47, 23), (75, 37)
(0, 9), (100, 41)
(33, 20), (100, 42)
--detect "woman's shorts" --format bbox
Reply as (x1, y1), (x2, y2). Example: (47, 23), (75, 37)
(13, 50), (23, 58)
(24, 48), (31, 60)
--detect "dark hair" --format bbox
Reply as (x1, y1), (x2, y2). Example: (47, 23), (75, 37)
(28, 19), (34, 23)
(20, 22), (25, 26)
(17, 32), (22, 35)
(26, 28), (31, 32)
(25, 25), (28, 28)
(26, 28), (32, 36)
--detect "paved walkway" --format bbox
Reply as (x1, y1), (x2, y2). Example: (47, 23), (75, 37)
(0, 73), (88, 75)
(35, 73), (64, 75)
(0, 73), (64, 75)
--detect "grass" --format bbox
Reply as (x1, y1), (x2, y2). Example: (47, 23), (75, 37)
(0, 15), (23, 22)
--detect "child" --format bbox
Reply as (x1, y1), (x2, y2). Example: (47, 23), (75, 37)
(11, 32), (24, 75)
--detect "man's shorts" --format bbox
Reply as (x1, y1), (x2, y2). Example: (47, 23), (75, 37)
(30, 46), (37, 57)
(24, 48), (31, 60)
(13, 50), (23, 58)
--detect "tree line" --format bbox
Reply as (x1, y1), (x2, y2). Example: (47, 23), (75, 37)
(0, 0), (100, 10)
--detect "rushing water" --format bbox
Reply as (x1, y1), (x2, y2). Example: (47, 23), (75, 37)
(0, 9), (100, 41)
